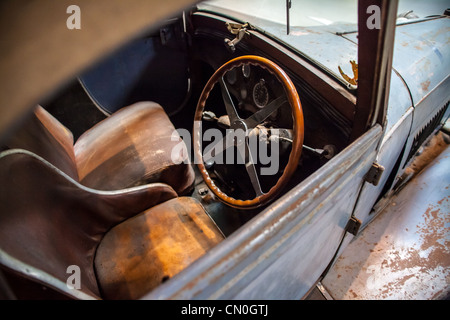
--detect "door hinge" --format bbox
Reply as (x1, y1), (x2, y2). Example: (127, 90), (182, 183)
(365, 162), (385, 186)
(224, 22), (249, 52)
(345, 216), (362, 236)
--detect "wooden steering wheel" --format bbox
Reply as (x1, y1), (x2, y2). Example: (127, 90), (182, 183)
(193, 55), (304, 209)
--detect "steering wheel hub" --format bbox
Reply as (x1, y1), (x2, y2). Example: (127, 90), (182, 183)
(231, 119), (247, 131)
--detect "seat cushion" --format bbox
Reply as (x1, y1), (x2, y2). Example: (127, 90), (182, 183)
(0, 149), (178, 299)
(94, 197), (224, 300)
(74, 101), (194, 195)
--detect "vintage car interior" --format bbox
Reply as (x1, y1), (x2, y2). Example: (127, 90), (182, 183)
(0, 2), (447, 300)
(0, 10), (354, 299)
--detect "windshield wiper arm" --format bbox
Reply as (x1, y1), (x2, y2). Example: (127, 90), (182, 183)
(286, 0), (292, 35)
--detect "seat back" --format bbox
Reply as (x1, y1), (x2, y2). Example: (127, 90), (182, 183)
(4, 106), (79, 180)
(4, 103), (195, 196)
(0, 149), (177, 299)
(73, 101), (195, 194)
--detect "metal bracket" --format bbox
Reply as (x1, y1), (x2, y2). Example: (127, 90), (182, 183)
(345, 216), (362, 236)
(224, 22), (249, 52)
(365, 162), (385, 186)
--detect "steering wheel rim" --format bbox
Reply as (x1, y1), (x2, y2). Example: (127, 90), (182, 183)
(193, 55), (304, 209)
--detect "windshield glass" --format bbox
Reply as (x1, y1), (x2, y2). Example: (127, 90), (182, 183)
(200, 0), (448, 29)
(198, 0), (449, 87)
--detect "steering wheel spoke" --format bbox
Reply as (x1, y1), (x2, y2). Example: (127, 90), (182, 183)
(237, 140), (264, 197)
(220, 77), (240, 122)
(203, 130), (234, 164)
(244, 96), (287, 129)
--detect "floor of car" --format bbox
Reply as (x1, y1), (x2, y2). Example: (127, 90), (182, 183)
(321, 132), (450, 300)
(189, 166), (260, 237)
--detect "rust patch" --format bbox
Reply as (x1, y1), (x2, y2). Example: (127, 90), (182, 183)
(379, 274), (416, 299)
(408, 132), (448, 175)
(421, 80), (431, 92)
(418, 203), (449, 256)
(375, 200), (449, 298)
(305, 29), (321, 35)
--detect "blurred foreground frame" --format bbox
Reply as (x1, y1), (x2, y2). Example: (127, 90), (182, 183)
(0, 0), (198, 144)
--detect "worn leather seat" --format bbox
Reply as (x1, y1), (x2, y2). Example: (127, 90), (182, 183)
(0, 102), (223, 299)
(0, 150), (223, 299)
(5, 101), (195, 195)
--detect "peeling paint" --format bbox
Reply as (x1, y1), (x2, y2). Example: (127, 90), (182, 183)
(421, 79), (431, 92)
(322, 145), (450, 299)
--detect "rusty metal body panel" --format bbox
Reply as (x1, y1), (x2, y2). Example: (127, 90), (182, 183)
(389, 18), (450, 106)
(143, 125), (382, 299)
(322, 143), (450, 300)
(343, 15), (450, 230)
(344, 17), (450, 148)
(342, 17), (450, 109)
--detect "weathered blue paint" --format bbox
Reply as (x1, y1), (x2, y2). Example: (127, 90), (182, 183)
(344, 17), (450, 108)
